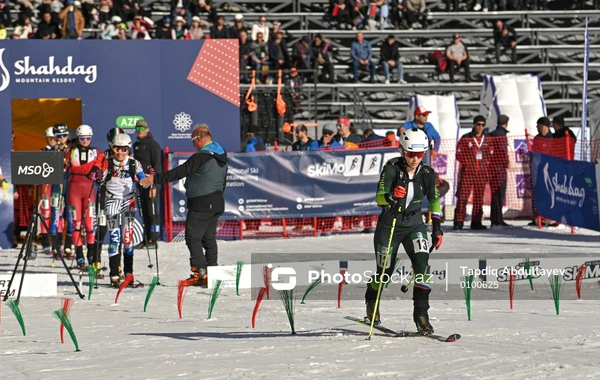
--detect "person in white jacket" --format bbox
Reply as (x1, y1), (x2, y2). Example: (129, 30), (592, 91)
(251, 15), (269, 42)
(101, 15), (121, 39)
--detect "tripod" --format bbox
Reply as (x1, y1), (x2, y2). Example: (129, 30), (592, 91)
(3, 187), (85, 303)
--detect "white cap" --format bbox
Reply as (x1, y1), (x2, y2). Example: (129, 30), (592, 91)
(176, 15), (184, 22)
(45, 127), (54, 138)
(235, 14), (243, 20)
(74, 0), (81, 7)
(192, 16), (201, 22)
(111, 15), (122, 23)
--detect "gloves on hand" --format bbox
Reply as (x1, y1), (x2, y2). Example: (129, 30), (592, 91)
(393, 185), (406, 199)
(88, 167), (103, 183)
(147, 167), (155, 175)
(431, 217), (443, 250)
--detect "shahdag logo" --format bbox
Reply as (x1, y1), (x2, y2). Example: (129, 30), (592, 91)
(543, 162), (585, 209)
(173, 112), (193, 132)
(17, 163), (55, 178)
(0, 48), (10, 92)
(0, 48), (97, 91)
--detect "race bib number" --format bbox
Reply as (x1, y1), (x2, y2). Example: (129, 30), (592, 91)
(476, 151), (482, 160)
(40, 197), (49, 209)
(51, 194), (59, 208)
(107, 216), (118, 230)
(98, 210), (106, 226)
(412, 236), (429, 253)
(376, 246), (392, 269)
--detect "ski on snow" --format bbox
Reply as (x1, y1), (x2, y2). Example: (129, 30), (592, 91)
(344, 316), (461, 342)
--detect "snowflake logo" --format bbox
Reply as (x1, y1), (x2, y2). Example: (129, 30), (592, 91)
(173, 112), (193, 132)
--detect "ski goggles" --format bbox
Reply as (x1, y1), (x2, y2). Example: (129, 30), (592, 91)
(135, 126), (147, 132)
(112, 146), (129, 153)
(79, 137), (92, 142)
(55, 133), (69, 139)
(404, 151), (425, 159)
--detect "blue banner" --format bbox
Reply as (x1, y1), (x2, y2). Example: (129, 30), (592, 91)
(169, 149), (401, 221)
(530, 151), (600, 231)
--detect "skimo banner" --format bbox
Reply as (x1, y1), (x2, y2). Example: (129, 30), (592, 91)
(530, 151), (600, 231)
(169, 149), (401, 221)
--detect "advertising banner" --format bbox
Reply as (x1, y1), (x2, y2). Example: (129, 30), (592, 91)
(169, 148), (400, 221)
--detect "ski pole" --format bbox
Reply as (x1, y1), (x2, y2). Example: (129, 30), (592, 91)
(70, 185), (95, 267)
(149, 186), (160, 283)
(368, 217), (397, 340)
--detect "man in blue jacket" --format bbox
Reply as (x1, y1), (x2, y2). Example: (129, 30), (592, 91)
(351, 32), (376, 83)
(398, 106), (441, 165)
(244, 126), (268, 152)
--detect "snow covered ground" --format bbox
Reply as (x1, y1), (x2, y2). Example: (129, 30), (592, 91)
(1, 221), (600, 380)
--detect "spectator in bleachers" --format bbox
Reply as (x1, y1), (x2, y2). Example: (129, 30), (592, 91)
(445, 0), (459, 12)
(120, 0), (141, 22)
(251, 32), (270, 83)
(191, 0), (214, 23)
(101, 15), (121, 39)
(351, 32), (376, 83)
(51, 0), (64, 20)
(116, 22), (128, 39)
(531, 0), (547, 10)
(171, 0), (190, 25)
(445, 33), (471, 83)
(251, 15), (269, 42)
(16, 0), (35, 20)
(210, 15), (230, 39)
(311, 34), (336, 84)
(388, 0), (406, 29)
(244, 126), (268, 152)
(473, 0), (487, 11)
(329, 0), (353, 30)
(269, 30), (291, 72)
(454, 115), (491, 230)
(292, 36), (312, 74)
(366, 0), (389, 30)
(405, 0), (427, 29)
(97, 0), (113, 28)
(399, 106), (440, 163)
(272, 21), (292, 42)
(230, 13), (247, 39)
(189, 15), (209, 39)
(312, 123), (344, 150)
(35, 12), (59, 39)
(238, 30), (252, 82)
(287, 67), (303, 97)
(130, 14), (153, 39)
(386, 131), (399, 146)
(59, 0), (85, 39)
(493, 20), (517, 63)
(489, 114), (511, 228)
(532, 116), (553, 154)
(14, 16), (34, 39)
(79, 0), (97, 28)
(155, 17), (176, 39)
(361, 129), (385, 143)
(292, 125), (314, 151)
(380, 34), (406, 85)
(552, 116), (577, 160)
(334, 116), (362, 147)
(174, 15), (189, 39)
(0, 0), (9, 28)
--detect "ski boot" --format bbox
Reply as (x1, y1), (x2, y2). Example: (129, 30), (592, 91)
(181, 267), (207, 287)
(64, 235), (74, 259)
(414, 313), (434, 335)
(365, 299), (381, 326)
(74, 246), (87, 270)
(110, 276), (121, 288)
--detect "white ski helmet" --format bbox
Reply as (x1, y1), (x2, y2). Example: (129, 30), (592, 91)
(76, 124), (93, 137)
(112, 133), (132, 148)
(45, 127), (54, 138)
(400, 127), (429, 153)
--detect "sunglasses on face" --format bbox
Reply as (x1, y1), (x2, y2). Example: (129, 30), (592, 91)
(79, 137), (92, 142)
(476, 122), (486, 126)
(135, 126), (147, 132)
(112, 146), (129, 153)
(404, 151), (425, 159)
(56, 133), (69, 139)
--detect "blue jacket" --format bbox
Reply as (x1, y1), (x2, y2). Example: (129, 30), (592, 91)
(351, 40), (373, 61)
(245, 136), (268, 152)
(402, 121), (441, 152)
(310, 139), (344, 150)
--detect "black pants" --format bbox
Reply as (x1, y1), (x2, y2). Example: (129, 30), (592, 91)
(185, 210), (222, 270)
(138, 187), (160, 243)
(490, 168), (507, 224)
(495, 42), (517, 63)
(313, 59), (335, 83)
(448, 59), (471, 83)
(365, 209), (431, 318)
(445, 0), (460, 11)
